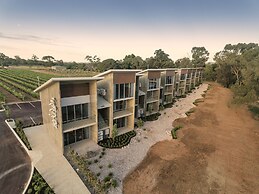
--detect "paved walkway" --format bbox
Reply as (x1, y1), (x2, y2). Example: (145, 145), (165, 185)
(24, 126), (90, 194)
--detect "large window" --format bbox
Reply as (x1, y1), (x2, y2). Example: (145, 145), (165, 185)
(165, 76), (172, 85)
(114, 117), (126, 128)
(180, 74), (186, 80)
(113, 101), (127, 112)
(114, 83), (134, 100)
(148, 78), (159, 89)
(62, 103), (89, 123)
(64, 127), (90, 146)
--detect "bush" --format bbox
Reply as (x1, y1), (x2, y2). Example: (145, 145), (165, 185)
(111, 179), (118, 188)
(26, 169), (54, 194)
(108, 172), (113, 177)
(14, 120), (32, 150)
(185, 108), (195, 116)
(143, 113), (161, 121)
(108, 164), (112, 168)
(99, 165), (103, 169)
(94, 159), (98, 163)
(98, 130), (136, 149)
(137, 118), (144, 128)
(97, 172), (101, 177)
(171, 126), (183, 139)
(248, 104), (259, 120)
(104, 176), (111, 182)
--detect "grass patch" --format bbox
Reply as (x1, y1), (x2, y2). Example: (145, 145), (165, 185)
(14, 120), (32, 150)
(193, 98), (204, 106)
(98, 130), (136, 149)
(185, 108), (195, 116)
(248, 104), (259, 120)
(171, 126), (183, 139)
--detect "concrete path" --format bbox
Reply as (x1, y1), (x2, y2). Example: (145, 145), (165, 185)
(24, 125), (90, 194)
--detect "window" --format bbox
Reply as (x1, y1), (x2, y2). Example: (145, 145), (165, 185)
(165, 76), (172, 84)
(148, 79), (158, 89)
(62, 103), (89, 123)
(120, 83), (125, 98)
(180, 74), (186, 80)
(82, 103), (88, 119)
(67, 105), (75, 121)
(113, 101), (127, 112)
(63, 127), (90, 146)
(75, 104), (82, 120)
(114, 117), (126, 128)
(114, 83), (134, 100)
(62, 107), (67, 123)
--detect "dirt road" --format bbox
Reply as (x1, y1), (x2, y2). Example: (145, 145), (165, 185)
(123, 83), (259, 194)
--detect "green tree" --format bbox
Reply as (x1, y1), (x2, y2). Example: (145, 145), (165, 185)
(175, 57), (192, 68)
(121, 54), (145, 69)
(203, 63), (217, 81)
(97, 58), (119, 72)
(42, 55), (55, 62)
(31, 54), (39, 61)
(191, 47), (209, 67)
(145, 49), (174, 68)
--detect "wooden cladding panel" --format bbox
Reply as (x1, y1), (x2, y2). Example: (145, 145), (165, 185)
(166, 70), (175, 76)
(181, 69), (188, 74)
(148, 71), (161, 79)
(113, 72), (135, 84)
(61, 83), (90, 98)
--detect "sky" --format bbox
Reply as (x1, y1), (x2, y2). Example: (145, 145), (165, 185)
(0, 0), (259, 62)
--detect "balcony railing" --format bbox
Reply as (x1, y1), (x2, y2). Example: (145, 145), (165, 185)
(63, 115), (96, 132)
(113, 107), (133, 119)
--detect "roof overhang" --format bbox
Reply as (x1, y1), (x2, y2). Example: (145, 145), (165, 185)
(34, 77), (103, 93)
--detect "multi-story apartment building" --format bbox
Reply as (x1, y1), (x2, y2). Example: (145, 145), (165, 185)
(94, 70), (140, 139)
(160, 68), (177, 106)
(35, 68), (203, 153)
(137, 69), (161, 116)
(34, 77), (102, 153)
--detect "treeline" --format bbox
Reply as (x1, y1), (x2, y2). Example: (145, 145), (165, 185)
(204, 43), (259, 104)
(0, 47), (209, 71)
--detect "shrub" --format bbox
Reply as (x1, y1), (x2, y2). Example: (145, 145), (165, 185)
(248, 104), (259, 120)
(94, 159), (98, 163)
(108, 164), (112, 168)
(97, 172), (101, 177)
(108, 172), (113, 177)
(99, 165), (103, 169)
(185, 108), (195, 116)
(87, 161), (92, 165)
(171, 126), (183, 139)
(99, 155), (102, 159)
(14, 120), (32, 150)
(98, 130), (136, 149)
(137, 118), (144, 128)
(111, 179), (118, 188)
(104, 176), (111, 182)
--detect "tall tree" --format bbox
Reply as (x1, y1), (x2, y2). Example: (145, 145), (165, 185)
(146, 49), (174, 68)
(175, 57), (192, 68)
(31, 54), (39, 61)
(42, 55), (55, 62)
(191, 47), (209, 67)
(84, 55), (101, 71)
(121, 54), (145, 69)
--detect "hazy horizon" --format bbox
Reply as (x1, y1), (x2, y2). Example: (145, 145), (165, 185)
(1, 0), (259, 62)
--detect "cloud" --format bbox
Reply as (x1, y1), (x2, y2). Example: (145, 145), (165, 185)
(0, 32), (80, 49)
(0, 32), (52, 43)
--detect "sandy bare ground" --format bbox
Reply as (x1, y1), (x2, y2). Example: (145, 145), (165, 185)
(79, 84), (208, 194)
(123, 83), (259, 194)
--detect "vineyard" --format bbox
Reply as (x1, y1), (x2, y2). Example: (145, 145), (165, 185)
(0, 69), (55, 102)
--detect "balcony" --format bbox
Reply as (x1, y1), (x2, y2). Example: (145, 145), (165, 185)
(63, 115), (96, 133)
(113, 108), (133, 119)
(146, 96), (159, 103)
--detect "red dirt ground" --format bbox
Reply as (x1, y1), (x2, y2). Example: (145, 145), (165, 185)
(123, 83), (259, 194)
